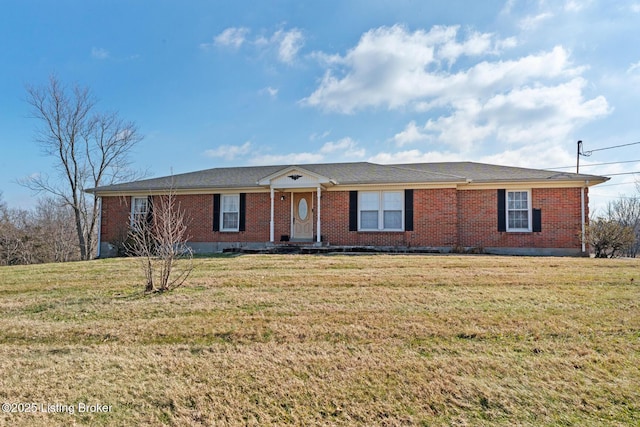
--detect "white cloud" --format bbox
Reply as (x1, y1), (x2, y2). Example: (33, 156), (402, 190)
(91, 47), (109, 60)
(249, 152), (324, 165)
(230, 137), (365, 166)
(628, 61), (640, 74)
(500, 0), (516, 15)
(309, 130), (331, 141)
(213, 27), (250, 49)
(369, 149), (463, 164)
(519, 12), (554, 31)
(438, 30), (494, 65)
(260, 86), (279, 98)
(319, 137), (366, 158)
(304, 24), (609, 159)
(204, 141), (252, 160)
(303, 26), (569, 114)
(413, 77), (610, 152)
(273, 28), (304, 64)
(391, 121), (429, 146)
(368, 143), (576, 171)
(564, 0), (590, 12)
(204, 26), (304, 64)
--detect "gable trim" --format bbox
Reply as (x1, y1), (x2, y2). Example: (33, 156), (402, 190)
(257, 166), (335, 187)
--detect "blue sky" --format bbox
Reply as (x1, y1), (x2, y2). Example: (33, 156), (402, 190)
(1, 0), (639, 211)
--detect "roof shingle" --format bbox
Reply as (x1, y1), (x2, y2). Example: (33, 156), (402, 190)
(87, 161), (608, 194)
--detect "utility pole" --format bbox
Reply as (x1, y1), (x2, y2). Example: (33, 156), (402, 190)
(576, 140), (582, 174)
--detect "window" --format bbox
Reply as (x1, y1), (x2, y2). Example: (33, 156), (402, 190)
(359, 191), (404, 231)
(131, 197), (149, 226)
(506, 190), (531, 232)
(221, 194), (240, 231)
(360, 192), (379, 229)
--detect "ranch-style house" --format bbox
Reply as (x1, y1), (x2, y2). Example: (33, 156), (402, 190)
(88, 161), (609, 256)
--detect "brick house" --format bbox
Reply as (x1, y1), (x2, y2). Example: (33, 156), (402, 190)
(88, 162), (608, 256)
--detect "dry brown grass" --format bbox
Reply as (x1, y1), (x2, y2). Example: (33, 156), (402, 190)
(0, 254), (638, 426)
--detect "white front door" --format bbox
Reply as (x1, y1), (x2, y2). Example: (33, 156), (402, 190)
(292, 193), (313, 240)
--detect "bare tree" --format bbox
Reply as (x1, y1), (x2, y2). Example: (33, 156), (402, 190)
(22, 75), (143, 260)
(603, 196), (640, 257)
(126, 192), (193, 293)
(0, 192), (7, 236)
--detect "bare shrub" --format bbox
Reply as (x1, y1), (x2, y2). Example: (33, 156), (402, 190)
(126, 193), (193, 292)
(586, 219), (635, 258)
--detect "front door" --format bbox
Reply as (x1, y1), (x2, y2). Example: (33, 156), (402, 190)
(292, 193), (313, 240)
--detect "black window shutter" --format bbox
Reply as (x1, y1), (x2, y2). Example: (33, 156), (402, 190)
(532, 208), (542, 232)
(349, 191), (358, 231)
(213, 194), (220, 232)
(239, 193), (246, 232)
(497, 189), (506, 232)
(404, 189), (414, 231)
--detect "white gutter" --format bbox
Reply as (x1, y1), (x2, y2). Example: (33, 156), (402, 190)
(581, 181), (589, 253)
(96, 196), (102, 258)
(269, 187), (275, 243)
(316, 185), (321, 243)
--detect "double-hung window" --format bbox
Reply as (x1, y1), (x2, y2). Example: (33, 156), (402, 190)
(221, 194), (240, 231)
(359, 191), (404, 231)
(506, 190), (531, 232)
(131, 197), (149, 227)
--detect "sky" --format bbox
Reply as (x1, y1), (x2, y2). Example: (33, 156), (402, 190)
(1, 0), (639, 212)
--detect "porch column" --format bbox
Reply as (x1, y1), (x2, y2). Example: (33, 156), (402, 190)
(316, 185), (321, 243)
(270, 187), (275, 243)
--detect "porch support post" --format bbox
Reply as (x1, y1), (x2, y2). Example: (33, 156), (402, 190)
(270, 187), (275, 243)
(316, 185), (321, 243)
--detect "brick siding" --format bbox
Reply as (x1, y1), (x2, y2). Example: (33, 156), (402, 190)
(457, 188), (586, 249)
(100, 186), (588, 252)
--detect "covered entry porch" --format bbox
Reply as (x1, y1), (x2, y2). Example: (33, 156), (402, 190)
(258, 166), (336, 245)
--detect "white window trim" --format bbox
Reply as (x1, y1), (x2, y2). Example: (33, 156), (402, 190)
(506, 189), (532, 232)
(130, 196), (149, 227)
(220, 194), (240, 232)
(358, 190), (404, 232)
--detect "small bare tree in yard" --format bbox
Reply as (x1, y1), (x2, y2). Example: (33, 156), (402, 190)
(127, 192), (193, 293)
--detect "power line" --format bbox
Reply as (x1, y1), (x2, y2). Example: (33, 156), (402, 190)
(582, 141), (640, 155)
(550, 159), (640, 170)
(590, 193), (639, 200)
(605, 172), (640, 177)
(576, 140), (640, 173)
(597, 182), (638, 188)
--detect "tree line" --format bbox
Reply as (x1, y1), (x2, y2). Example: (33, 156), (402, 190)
(0, 194), (80, 265)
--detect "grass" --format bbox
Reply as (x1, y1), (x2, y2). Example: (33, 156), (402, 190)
(0, 254), (638, 426)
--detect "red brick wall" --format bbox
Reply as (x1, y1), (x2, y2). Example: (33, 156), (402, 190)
(100, 187), (588, 251)
(101, 196), (133, 243)
(457, 188), (586, 249)
(101, 193), (280, 244)
(179, 193), (272, 243)
(318, 189), (458, 247)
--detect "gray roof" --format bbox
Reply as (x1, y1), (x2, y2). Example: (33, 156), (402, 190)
(87, 161), (609, 194)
